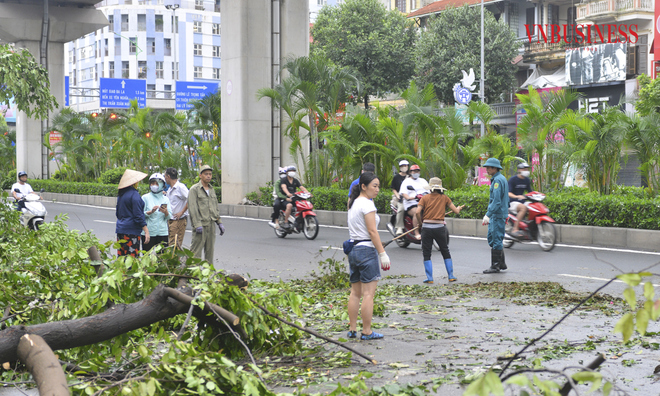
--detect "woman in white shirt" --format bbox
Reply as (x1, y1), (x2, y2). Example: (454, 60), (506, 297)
(346, 172), (391, 341)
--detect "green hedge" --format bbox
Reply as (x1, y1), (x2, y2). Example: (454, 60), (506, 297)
(25, 180), (222, 203)
(246, 184), (660, 230)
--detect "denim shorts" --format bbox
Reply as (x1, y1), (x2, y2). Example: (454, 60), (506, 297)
(348, 245), (381, 284)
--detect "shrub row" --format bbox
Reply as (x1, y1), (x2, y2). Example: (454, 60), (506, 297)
(246, 184), (660, 230)
(24, 180), (222, 203)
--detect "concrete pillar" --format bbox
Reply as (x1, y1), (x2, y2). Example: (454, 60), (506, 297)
(221, 0), (308, 204)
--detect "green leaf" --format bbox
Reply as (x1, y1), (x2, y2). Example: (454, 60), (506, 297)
(614, 313), (634, 342)
(572, 371), (601, 382)
(505, 374), (530, 387)
(623, 287), (637, 310)
(603, 381), (613, 396)
(644, 282), (655, 301)
(636, 308), (650, 335)
(617, 273), (642, 287)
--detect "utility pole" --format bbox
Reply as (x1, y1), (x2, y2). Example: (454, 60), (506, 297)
(166, 4), (180, 81)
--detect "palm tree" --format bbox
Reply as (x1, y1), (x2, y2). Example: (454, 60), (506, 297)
(625, 112), (660, 193)
(516, 87), (580, 191)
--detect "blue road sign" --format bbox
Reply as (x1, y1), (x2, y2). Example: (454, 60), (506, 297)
(100, 78), (146, 109)
(176, 81), (219, 110)
(64, 76), (69, 107)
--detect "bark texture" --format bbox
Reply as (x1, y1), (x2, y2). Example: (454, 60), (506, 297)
(17, 334), (69, 396)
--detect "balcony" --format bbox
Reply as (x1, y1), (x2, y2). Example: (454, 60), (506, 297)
(576, 0), (653, 23)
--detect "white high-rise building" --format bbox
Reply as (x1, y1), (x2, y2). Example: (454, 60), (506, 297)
(65, 0), (221, 110)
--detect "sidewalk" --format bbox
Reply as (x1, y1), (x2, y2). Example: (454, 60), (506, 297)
(37, 192), (660, 252)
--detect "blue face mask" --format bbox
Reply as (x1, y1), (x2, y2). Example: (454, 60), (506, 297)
(150, 185), (160, 193)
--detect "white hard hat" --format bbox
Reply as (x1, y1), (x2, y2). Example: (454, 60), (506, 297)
(399, 160), (409, 167)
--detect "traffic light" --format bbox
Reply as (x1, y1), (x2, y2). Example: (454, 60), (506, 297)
(145, 132), (152, 138)
(109, 113), (118, 120)
(91, 112), (98, 118)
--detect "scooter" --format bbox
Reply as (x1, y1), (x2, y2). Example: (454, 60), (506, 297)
(386, 186), (446, 249)
(272, 192), (319, 240)
(503, 191), (556, 252)
(13, 189), (47, 230)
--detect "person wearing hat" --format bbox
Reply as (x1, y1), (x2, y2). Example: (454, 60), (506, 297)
(481, 158), (509, 273)
(188, 165), (225, 262)
(415, 178), (464, 283)
(508, 162), (532, 237)
(116, 169), (150, 257)
(390, 160), (409, 235)
(399, 164), (427, 240)
(268, 167), (289, 229)
(141, 173), (170, 251)
(12, 171), (40, 211)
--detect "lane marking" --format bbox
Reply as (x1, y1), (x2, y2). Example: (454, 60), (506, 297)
(320, 246), (343, 251)
(94, 220), (115, 224)
(46, 201), (115, 210)
(222, 215), (391, 233)
(558, 273), (660, 287)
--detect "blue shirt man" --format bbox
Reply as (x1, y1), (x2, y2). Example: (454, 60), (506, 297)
(347, 162), (376, 198)
(481, 158), (509, 273)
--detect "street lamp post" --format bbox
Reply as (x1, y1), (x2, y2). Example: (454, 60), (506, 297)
(480, 0), (485, 136)
(165, 4), (180, 82)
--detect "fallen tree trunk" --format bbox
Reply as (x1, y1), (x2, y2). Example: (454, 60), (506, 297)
(17, 334), (69, 396)
(0, 284), (191, 363)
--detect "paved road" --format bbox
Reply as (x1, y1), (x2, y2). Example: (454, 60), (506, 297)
(43, 201), (660, 296)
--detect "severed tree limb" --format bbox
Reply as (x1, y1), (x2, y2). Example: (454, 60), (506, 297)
(558, 353), (606, 396)
(163, 287), (239, 326)
(59, 360), (126, 381)
(0, 284), (191, 363)
(17, 334), (69, 396)
(246, 296), (377, 365)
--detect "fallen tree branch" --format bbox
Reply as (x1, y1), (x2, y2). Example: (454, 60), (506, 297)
(17, 334), (69, 396)
(163, 287), (239, 326)
(59, 360), (126, 381)
(558, 353), (606, 396)
(246, 296), (377, 365)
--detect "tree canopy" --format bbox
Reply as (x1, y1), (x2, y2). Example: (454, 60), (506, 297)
(635, 74), (660, 116)
(415, 5), (518, 104)
(0, 44), (58, 119)
(311, 0), (417, 108)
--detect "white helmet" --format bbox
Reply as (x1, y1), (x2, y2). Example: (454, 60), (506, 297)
(398, 160), (409, 167)
(149, 173), (166, 193)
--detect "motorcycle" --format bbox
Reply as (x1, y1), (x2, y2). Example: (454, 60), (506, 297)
(13, 188), (47, 230)
(386, 186), (446, 249)
(272, 192), (319, 240)
(503, 191), (556, 252)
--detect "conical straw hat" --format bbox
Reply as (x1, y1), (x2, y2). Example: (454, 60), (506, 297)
(118, 169), (148, 189)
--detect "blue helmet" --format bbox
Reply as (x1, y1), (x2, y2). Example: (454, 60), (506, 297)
(483, 158), (503, 169)
(18, 171), (27, 178)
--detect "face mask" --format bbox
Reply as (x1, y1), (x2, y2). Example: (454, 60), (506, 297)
(411, 173), (420, 180)
(280, 174), (287, 179)
(150, 185), (160, 193)
(521, 171), (530, 177)
(287, 171), (296, 178)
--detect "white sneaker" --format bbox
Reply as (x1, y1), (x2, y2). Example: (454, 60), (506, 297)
(395, 227), (404, 235)
(268, 221), (279, 229)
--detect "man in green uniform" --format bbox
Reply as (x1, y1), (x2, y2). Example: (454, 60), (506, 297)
(481, 158), (509, 273)
(188, 165), (225, 262)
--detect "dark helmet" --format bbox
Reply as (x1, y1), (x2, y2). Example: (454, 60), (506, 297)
(18, 171), (27, 178)
(287, 165), (297, 172)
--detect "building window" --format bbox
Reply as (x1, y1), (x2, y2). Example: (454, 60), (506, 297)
(172, 62), (176, 79)
(195, 0), (204, 10)
(396, 0), (405, 12)
(114, 37), (121, 55)
(109, 61), (114, 78)
(212, 46), (220, 58)
(213, 68), (220, 79)
(104, 39), (108, 56)
(148, 38), (155, 54)
(122, 61), (130, 78)
(212, 23), (220, 35)
(69, 50), (74, 63)
(130, 38), (137, 54)
(96, 65), (99, 81)
(194, 21), (202, 33)
(155, 15), (163, 32)
(156, 61), (163, 79)
(147, 84), (156, 98)
(194, 66), (202, 78)
(164, 84), (172, 98)
(164, 38), (171, 56)
(108, 15), (114, 32)
(125, 0), (132, 4)
(194, 44), (202, 56)
(138, 14), (146, 31)
(215, 0), (220, 13)
(121, 14), (129, 31)
(138, 61), (147, 79)
(72, 70), (76, 85)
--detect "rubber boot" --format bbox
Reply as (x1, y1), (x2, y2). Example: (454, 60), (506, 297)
(483, 249), (501, 273)
(444, 258), (456, 282)
(423, 260), (434, 284)
(499, 249), (507, 270)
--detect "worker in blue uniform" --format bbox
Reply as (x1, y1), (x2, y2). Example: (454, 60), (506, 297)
(481, 158), (509, 273)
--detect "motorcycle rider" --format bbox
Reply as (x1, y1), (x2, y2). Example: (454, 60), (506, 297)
(280, 165), (310, 230)
(12, 171), (40, 211)
(390, 160), (409, 235)
(399, 164), (427, 240)
(508, 163), (533, 237)
(269, 167), (288, 229)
